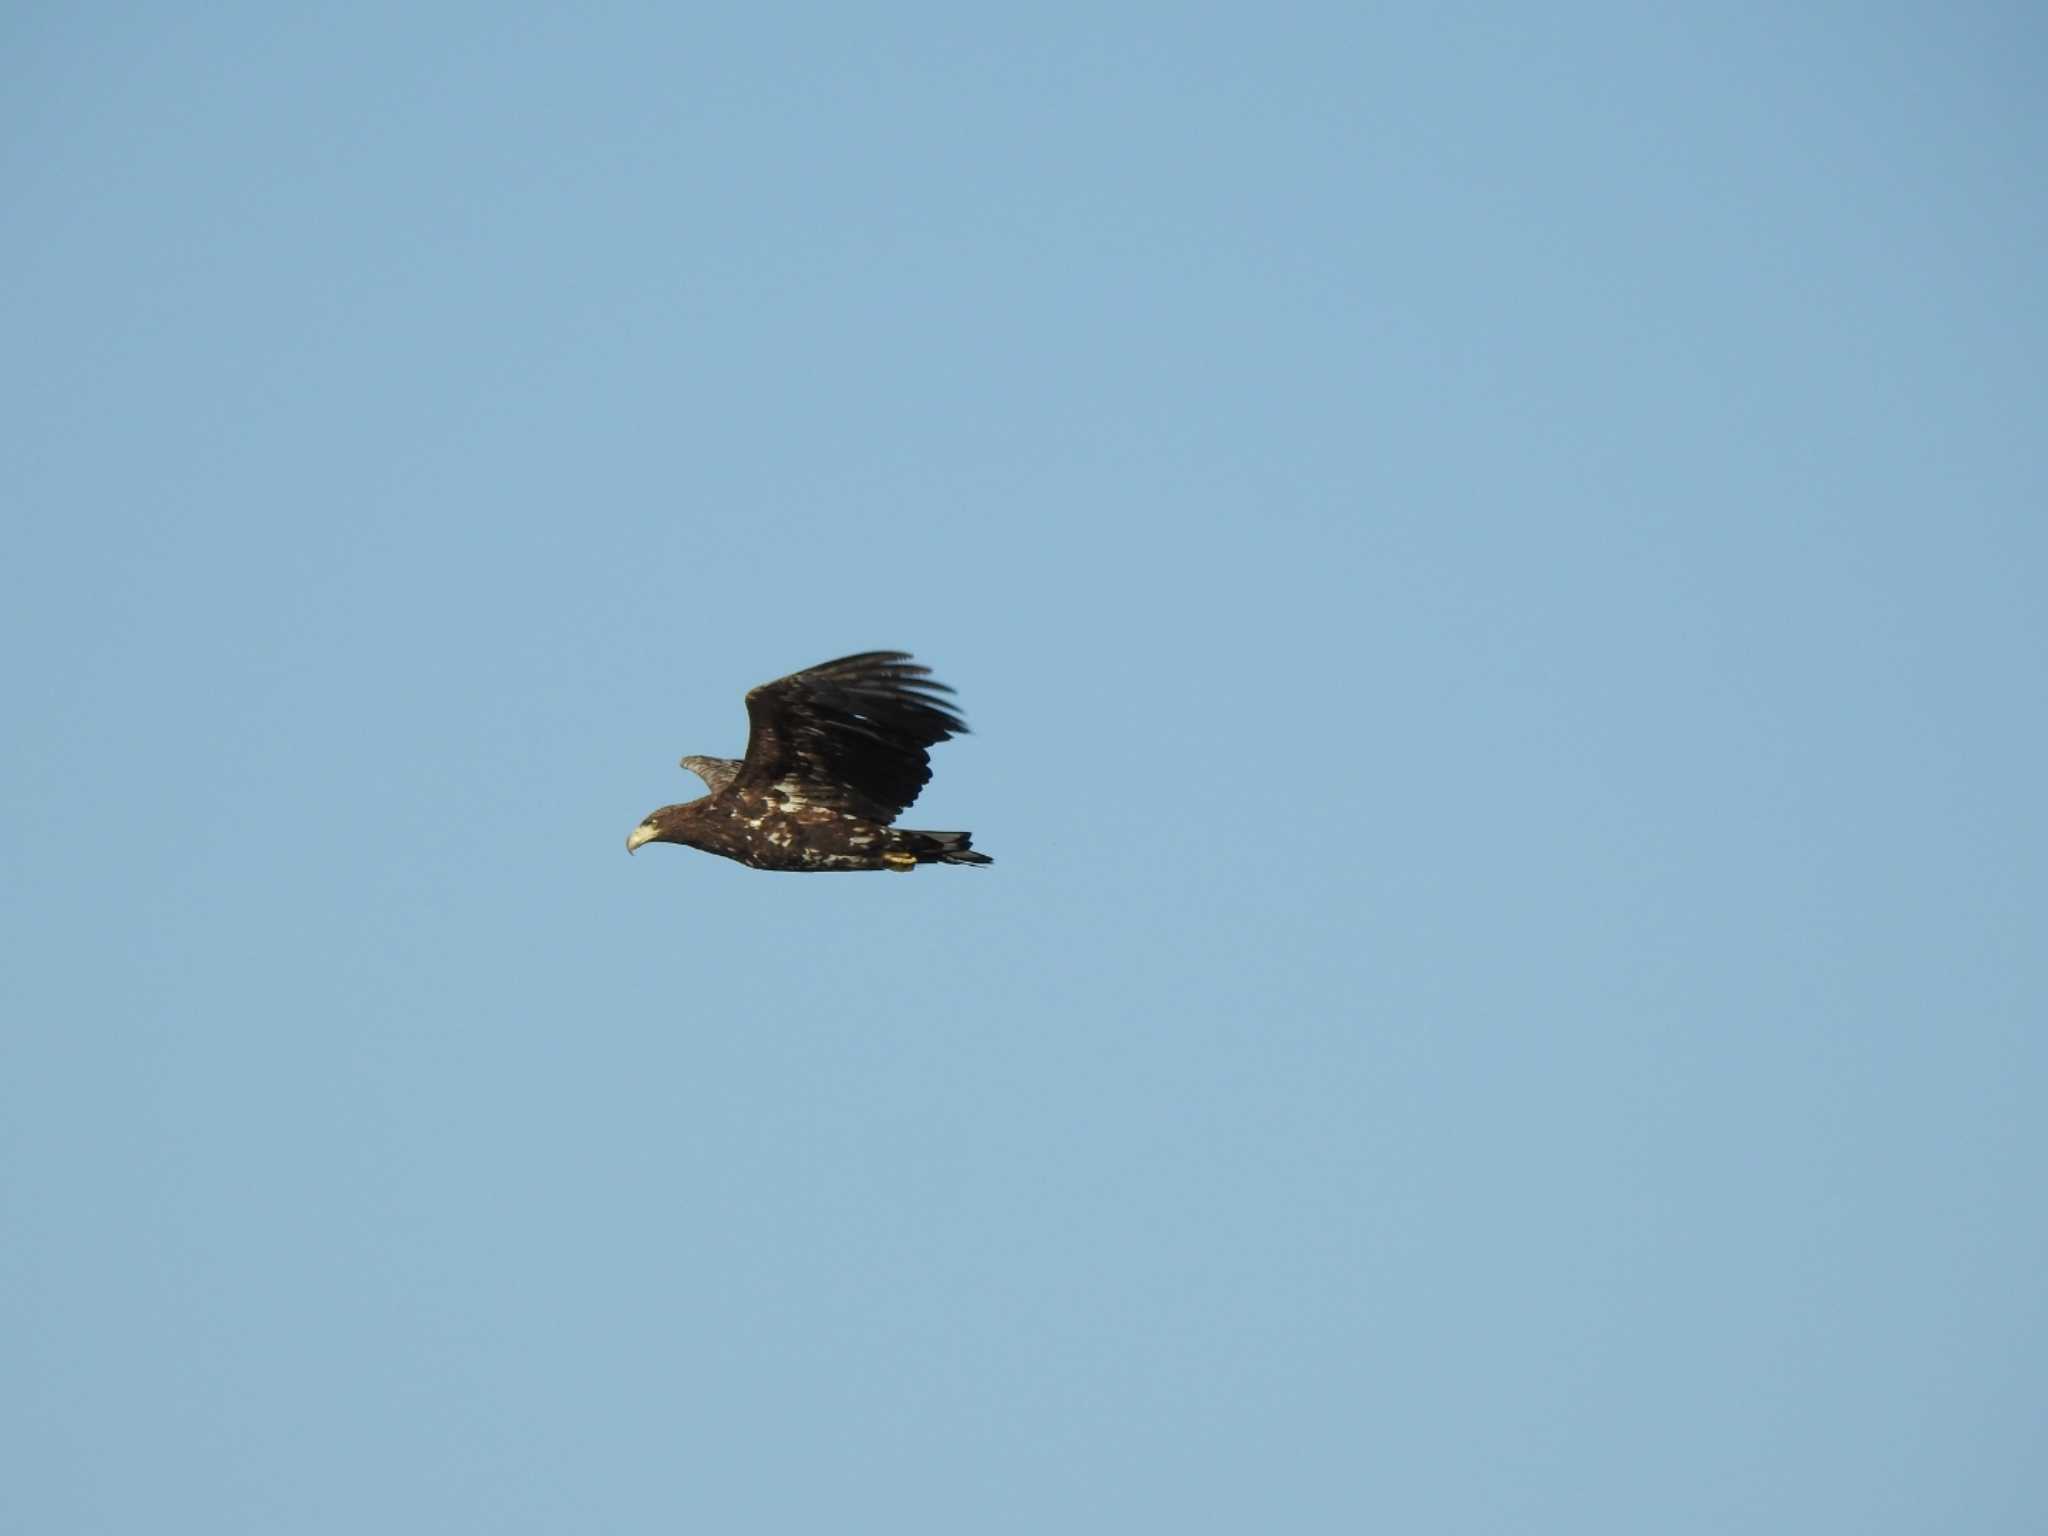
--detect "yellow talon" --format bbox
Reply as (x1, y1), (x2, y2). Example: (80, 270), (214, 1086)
(882, 851), (917, 872)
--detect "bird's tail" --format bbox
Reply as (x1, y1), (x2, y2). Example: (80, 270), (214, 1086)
(893, 830), (993, 867)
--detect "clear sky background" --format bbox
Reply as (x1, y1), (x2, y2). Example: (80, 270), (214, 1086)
(5, 5), (2043, 1531)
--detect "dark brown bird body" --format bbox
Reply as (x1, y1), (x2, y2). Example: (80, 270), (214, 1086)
(627, 652), (991, 873)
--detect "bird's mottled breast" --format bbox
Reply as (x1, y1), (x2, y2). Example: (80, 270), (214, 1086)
(700, 786), (881, 870)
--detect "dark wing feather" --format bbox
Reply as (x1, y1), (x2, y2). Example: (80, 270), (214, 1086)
(731, 651), (968, 822)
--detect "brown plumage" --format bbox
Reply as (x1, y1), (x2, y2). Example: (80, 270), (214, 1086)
(626, 651), (992, 872)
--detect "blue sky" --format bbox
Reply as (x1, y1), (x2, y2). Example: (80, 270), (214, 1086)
(5, 4), (2043, 1531)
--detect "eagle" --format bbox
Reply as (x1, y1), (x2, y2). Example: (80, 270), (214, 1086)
(626, 651), (993, 872)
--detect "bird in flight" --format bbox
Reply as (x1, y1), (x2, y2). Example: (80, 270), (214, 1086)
(626, 651), (992, 872)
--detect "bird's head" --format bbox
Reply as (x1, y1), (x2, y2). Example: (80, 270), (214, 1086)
(626, 809), (672, 855)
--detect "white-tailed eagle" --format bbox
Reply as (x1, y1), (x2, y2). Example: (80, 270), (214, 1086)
(626, 652), (991, 872)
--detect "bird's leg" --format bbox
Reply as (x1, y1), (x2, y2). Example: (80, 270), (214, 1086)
(882, 851), (917, 872)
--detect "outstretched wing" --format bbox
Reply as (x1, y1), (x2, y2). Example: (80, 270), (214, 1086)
(731, 651), (969, 822)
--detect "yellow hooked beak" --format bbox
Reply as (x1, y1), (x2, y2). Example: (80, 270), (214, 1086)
(626, 823), (658, 855)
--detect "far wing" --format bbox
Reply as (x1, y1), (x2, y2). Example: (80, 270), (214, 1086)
(679, 755), (743, 794)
